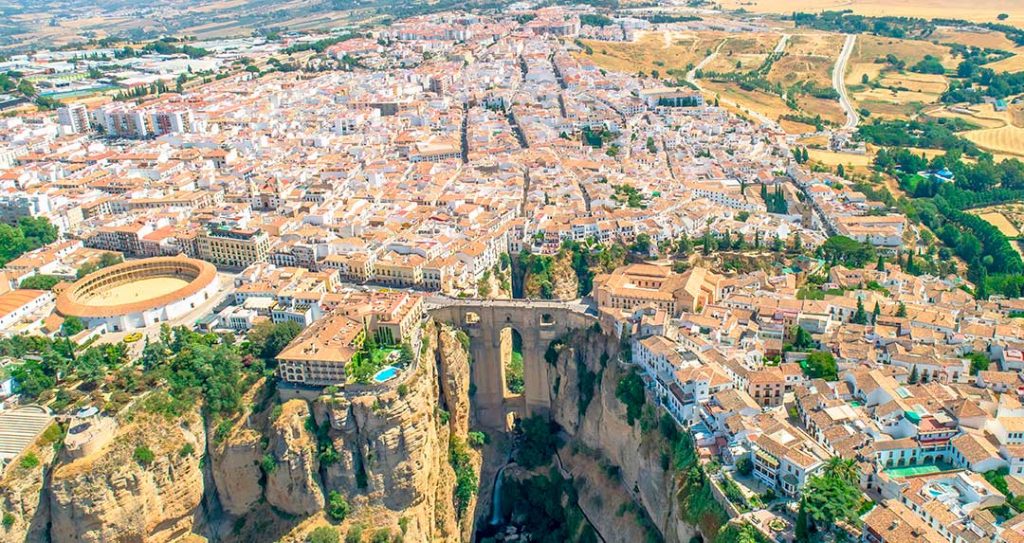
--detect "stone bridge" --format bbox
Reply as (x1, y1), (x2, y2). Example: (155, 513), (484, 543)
(425, 297), (598, 429)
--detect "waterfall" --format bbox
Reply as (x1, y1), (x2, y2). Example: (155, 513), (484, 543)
(489, 463), (508, 525)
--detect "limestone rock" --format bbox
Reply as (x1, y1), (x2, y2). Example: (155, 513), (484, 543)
(208, 424), (263, 516)
(549, 327), (696, 543)
(264, 399), (324, 516)
(313, 322), (473, 543)
(48, 411), (206, 543)
(0, 432), (57, 543)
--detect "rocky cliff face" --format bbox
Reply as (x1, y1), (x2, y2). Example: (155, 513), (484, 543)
(5, 317), (690, 543)
(547, 326), (697, 543)
(0, 430), (57, 543)
(311, 323), (474, 542)
(208, 422), (263, 517)
(48, 409), (207, 543)
(265, 399), (324, 516)
(194, 321), (476, 542)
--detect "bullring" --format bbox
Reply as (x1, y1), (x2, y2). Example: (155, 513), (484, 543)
(55, 256), (219, 332)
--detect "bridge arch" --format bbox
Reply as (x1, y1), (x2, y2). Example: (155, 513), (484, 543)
(426, 299), (597, 428)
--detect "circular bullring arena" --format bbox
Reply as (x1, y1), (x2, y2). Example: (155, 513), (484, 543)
(56, 256), (219, 332)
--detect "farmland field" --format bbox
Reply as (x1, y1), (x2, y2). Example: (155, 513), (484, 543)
(577, 31), (725, 78)
(969, 204), (1024, 258)
(714, 0), (1024, 25)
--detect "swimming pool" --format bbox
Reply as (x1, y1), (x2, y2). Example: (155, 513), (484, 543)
(373, 366), (400, 384)
(883, 461), (954, 478)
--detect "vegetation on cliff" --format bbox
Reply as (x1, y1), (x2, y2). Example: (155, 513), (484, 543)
(494, 468), (599, 543)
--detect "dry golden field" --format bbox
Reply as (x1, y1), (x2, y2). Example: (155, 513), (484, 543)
(807, 149), (874, 167)
(716, 0), (1024, 25)
(931, 28), (1020, 50)
(963, 126), (1024, 158)
(927, 103), (1024, 158)
(968, 204), (1024, 257)
(844, 36), (955, 121)
(975, 212), (1022, 237)
(704, 33), (780, 73)
(986, 54), (1024, 74)
(779, 118), (819, 134)
(767, 33), (843, 89)
(879, 73), (949, 94)
(703, 80), (791, 120)
(852, 36), (957, 68)
(797, 95), (846, 124)
(577, 31), (724, 76)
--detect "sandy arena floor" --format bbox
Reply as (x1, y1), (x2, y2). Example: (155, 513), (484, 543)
(82, 277), (191, 306)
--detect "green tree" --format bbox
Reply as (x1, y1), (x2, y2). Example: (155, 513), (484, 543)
(852, 297), (868, 324)
(896, 301), (907, 317)
(803, 351), (838, 381)
(345, 525), (364, 543)
(822, 457), (858, 483)
(819, 236), (876, 268)
(61, 316), (85, 337)
(247, 320), (302, 361)
(790, 325), (815, 351)
(133, 446), (155, 466)
(795, 499), (810, 542)
(876, 256), (885, 271)
(967, 352), (990, 375)
(19, 274), (61, 290)
(802, 471), (864, 531)
(908, 365), (919, 384)
(516, 415), (560, 469)
(327, 491), (350, 521)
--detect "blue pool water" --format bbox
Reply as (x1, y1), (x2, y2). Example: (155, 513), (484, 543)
(373, 366), (400, 383)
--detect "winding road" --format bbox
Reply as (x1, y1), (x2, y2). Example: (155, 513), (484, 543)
(833, 34), (859, 131)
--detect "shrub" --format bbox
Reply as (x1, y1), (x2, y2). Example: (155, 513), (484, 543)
(19, 452), (40, 470)
(327, 491), (350, 521)
(467, 431), (488, 447)
(371, 529), (391, 543)
(260, 453), (277, 474)
(308, 526), (340, 543)
(615, 370), (646, 426)
(345, 524), (364, 543)
(2, 512), (14, 528)
(133, 446), (155, 466)
(179, 443), (195, 457)
(397, 384), (409, 397)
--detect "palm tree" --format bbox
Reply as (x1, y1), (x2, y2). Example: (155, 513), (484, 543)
(823, 457), (858, 483)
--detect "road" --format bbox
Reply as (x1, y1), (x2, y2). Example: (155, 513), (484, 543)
(424, 295), (596, 316)
(774, 33), (790, 55)
(833, 34), (859, 131)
